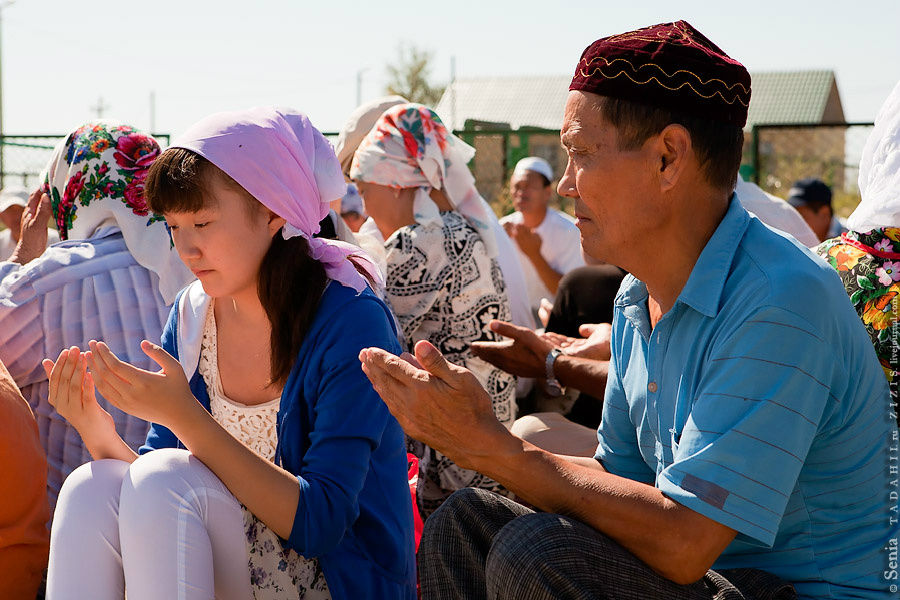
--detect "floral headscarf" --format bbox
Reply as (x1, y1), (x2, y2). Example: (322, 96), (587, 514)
(349, 104), (498, 258)
(41, 122), (194, 303)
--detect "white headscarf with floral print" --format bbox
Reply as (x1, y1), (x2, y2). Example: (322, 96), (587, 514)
(41, 121), (194, 303)
(349, 103), (498, 257)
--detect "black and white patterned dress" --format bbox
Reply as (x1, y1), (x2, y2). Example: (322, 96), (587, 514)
(384, 211), (516, 517)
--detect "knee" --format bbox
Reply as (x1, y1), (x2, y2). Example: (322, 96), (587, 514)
(54, 459), (130, 529)
(486, 513), (583, 593)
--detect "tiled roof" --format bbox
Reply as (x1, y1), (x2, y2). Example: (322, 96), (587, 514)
(435, 75), (570, 130)
(436, 70), (841, 131)
(745, 70), (838, 126)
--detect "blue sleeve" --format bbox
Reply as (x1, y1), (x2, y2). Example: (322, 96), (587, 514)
(594, 321), (656, 484)
(656, 306), (831, 546)
(286, 296), (404, 556)
(139, 293), (183, 454)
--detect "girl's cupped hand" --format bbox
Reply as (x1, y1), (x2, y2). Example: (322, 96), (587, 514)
(84, 339), (199, 431)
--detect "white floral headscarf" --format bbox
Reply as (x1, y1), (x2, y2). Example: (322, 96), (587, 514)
(349, 103), (498, 257)
(41, 122), (193, 303)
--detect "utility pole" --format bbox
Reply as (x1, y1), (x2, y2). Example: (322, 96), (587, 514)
(356, 67), (368, 107)
(0, 1), (16, 190)
(91, 96), (108, 119)
(149, 91), (156, 133)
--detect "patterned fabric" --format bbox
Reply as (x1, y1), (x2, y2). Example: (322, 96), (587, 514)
(384, 211), (515, 516)
(419, 488), (797, 600)
(817, 228), (900, 424)
(172, 107), (380, 294)
(198, 302), (331, 600)
(350, 103), (499, 258)
(569, 21), (751, 127)
(41, 121), (192, 303)
(0, 231), (169, 514)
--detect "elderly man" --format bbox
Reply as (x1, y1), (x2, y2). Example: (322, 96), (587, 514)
(0, 186), (59, 261)
(501, 157), (584, 314)
(359, 21), (897, 600)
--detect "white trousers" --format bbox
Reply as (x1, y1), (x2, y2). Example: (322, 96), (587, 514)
(47, 448), (253, 600)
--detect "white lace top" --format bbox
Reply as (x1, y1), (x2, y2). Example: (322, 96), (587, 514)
(198, 302), (331, 599)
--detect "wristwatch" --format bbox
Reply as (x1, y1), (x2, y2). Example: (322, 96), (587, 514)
(544, 348), (564, 397)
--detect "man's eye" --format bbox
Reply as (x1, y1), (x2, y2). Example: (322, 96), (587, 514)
(195, 222), (210, 228)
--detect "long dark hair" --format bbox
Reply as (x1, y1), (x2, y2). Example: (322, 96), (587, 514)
(145, 148), (327, 386)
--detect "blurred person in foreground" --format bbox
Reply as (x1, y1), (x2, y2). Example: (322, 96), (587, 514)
(360, 21), (897, 600)
(0, 122), (193, 514)
(0, 358), (49, 600)
(817, 78), (900, 426)
(0, 185), (59, 260)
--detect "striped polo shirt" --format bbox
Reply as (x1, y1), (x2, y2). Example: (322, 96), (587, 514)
(596, 197), (899, 599)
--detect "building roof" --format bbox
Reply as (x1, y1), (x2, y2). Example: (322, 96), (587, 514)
(436, 70), (843, 131)
(435, 75), (570, 131)
(745, 70), (843, 126)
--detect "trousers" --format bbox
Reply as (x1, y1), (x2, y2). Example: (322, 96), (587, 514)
(418, 487), (797, 600)
(47, 448), (252, 600)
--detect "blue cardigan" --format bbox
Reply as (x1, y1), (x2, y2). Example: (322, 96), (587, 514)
(140, 281), (416, 599)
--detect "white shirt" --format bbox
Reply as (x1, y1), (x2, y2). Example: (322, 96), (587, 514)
(734, 177), (819, 247)
(0, 227), (61, 261)
(500, 209), (585, 312)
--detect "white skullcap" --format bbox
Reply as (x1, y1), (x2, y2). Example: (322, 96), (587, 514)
(513, 156), (553, 182)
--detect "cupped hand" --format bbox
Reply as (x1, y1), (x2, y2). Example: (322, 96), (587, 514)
(539, 323), (612, 361)
(85, 339), (198, 431)
(470, 320), (553, 378)
(360, 340), (510, 471)
(42, 346), (114, 437)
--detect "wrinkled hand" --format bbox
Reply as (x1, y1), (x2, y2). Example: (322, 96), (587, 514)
(11, 189), (52, 265)
(359, 340), (509, 471)
(471, 320), (554, 378)
(505, 222), (543, 259)
(85, 339), (198, 430)
(540, 323), (612, 361)
(42, 347), (115, 438)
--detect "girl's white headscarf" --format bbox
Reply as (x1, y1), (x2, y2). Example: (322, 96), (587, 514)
(349, 103), (498, 258)
(848, 79), (900, 232)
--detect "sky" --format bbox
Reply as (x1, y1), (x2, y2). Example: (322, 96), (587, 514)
(2, 0), (899, 138)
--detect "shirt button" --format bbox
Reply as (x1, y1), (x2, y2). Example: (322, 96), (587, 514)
(648, 382), (658, 393)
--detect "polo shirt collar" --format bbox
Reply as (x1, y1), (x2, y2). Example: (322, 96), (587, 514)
(676, 194), (750, 317)
(615, 194), (750, 319)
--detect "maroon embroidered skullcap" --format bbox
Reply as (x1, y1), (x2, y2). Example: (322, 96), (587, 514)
(570, 21), (751, 128)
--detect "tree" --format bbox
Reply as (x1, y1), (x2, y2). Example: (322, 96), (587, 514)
(384, 43), (445, 106)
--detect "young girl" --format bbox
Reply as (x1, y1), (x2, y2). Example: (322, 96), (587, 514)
(44, 107), (416, 600)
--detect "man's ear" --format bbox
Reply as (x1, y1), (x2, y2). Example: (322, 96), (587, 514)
(656, 123), (691, 192)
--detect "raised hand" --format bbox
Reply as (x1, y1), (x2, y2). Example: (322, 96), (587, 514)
(470, 320), (554, 378)
(42, 347), (115, 441)
(85, 339), (199, 432)
(360, 340), (509, 471)
(10, 189), (52, 265)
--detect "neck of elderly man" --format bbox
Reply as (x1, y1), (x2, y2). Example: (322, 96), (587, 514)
(559, 90), (731, 323)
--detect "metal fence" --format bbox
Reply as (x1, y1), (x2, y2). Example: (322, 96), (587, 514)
(0, 133), (171, 191)
(746, 122), (874, 217)
(2, 124), (874, 219)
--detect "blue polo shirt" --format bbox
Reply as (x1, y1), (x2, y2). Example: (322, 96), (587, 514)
(596, 196), (899, 599)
